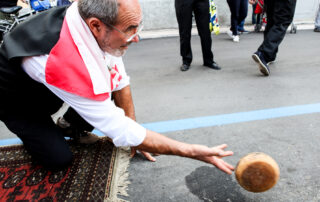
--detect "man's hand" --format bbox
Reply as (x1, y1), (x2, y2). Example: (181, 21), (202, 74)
(192, 144), (234, 174)
(130, 147), (157, 162)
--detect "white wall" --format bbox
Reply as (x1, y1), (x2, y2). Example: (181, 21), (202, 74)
(140, 0), (320, 30)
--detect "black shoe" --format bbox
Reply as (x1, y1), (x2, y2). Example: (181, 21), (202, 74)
(252, 51), (270, 76)
(314, 27), (320, 32)
(204, 61), (221, 70)
(56, 117), (99, 144)
(180, 64), (190, 71)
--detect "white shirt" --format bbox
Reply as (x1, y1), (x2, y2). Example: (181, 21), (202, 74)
(21, 55), (146, 147)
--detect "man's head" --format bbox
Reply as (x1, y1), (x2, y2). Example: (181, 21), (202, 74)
(78, 0), (143, 57)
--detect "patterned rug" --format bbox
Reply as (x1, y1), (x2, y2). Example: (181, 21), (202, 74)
(0, 138), (130, 201)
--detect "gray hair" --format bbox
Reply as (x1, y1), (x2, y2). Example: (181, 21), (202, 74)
(78, 0), (119, 25)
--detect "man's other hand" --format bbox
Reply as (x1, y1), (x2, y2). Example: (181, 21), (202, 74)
(130, 147), (157, 162)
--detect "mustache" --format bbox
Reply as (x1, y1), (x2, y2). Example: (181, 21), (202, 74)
(121, 41), (132, 47)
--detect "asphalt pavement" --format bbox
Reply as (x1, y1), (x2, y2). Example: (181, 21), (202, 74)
(124, 29), (320, 202)
(1, 28), (320, 201)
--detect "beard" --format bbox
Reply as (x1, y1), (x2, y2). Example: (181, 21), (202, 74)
(100, 34), (128, 57)
(106, 48), (127, 57)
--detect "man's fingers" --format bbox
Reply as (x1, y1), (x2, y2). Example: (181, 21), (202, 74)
(130, 147), (137, 158)
(218, 150), (234, 157)
(141, 151), (156, 162)
(130, 148), (156, 162)
(211, 144), (234, 157)
(214, 158), (234, 175)
(214, 144), (228, 150)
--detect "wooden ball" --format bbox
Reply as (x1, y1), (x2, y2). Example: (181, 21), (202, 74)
(235, 152), (280, 192)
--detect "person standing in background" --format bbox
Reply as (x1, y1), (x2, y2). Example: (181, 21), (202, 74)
(251, 0), (297, 76)
(175, 0), (221, 71)
(226, 0), (249, 42)
(315, 2), (320, 32)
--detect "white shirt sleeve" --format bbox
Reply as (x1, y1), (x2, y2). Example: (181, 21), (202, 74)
(21, 55), (146, 147)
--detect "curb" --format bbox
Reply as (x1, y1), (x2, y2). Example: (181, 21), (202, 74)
(140, 22), (315, 40)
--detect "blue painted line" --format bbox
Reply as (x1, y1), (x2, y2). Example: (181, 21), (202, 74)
(141, 103), (320, 133)
(0, 138), (22, 146)
(1, 103), (320, 146)
(92, 129), (105, 137)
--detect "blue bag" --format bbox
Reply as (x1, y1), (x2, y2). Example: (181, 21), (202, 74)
(30, 0), (51, 11)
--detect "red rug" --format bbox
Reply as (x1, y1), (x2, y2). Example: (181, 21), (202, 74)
(0, 138), (119, 201)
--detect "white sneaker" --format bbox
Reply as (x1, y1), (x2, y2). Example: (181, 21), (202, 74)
(227, 30), (233, 39)
(233, 35), (240, 42)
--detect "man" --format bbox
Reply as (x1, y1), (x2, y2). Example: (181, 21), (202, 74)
(0, 0), (234, 174)
(175, 0), (221, 71)
(251, 0), (296, 76)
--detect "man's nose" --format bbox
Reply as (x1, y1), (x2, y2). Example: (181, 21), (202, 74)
(131, 35), (140, 43)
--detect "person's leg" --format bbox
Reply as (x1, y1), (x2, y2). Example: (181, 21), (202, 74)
(3, 113), (73, 170)
(194, 0), (214, 66)
(238, 20), (245, 31)
(238, 0), (248, 27)
(252, 3), (257, 24)
(315, 3), (320, 32)
(59, 107), (94, 136)
(258, 0), (296, 62)
(175, 0), (193, 66)
(227, 0), (241, 36)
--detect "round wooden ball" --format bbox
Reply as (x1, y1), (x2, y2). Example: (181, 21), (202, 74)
(235, 152), (280, 192)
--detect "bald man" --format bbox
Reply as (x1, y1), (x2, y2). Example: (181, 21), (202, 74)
(0, 0), (234, 174)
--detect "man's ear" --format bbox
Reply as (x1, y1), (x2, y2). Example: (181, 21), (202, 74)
(86, 17), (104, 38)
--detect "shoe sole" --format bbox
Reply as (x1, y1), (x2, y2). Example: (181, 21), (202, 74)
(267, 60), (275, 66)
(252, 54), (270, 76)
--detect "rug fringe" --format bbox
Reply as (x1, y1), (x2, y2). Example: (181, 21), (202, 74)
(105, 146), (131, 202)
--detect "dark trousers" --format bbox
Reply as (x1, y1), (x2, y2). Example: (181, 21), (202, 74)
(175, 0), (213, 66)
(227, 0), (248, 35)
(2, 96), (93, 170)
(258, 0), (296, 62)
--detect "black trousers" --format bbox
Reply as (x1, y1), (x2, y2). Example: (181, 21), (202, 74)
(258, 0), (296, 62)
(3, 105), (93, 170)
(175, 0), (213, 66)
(1, 73), (93, 170)
(227, 0), (248, 35)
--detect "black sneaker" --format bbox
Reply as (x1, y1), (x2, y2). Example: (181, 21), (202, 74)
(56, 117), (99, 144)
(180, 63), (190, 71)
(252, 51), (270, 76)
(314, 27), (320, 32)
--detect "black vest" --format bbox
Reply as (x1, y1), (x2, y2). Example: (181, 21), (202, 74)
(0, 6), (67, 118)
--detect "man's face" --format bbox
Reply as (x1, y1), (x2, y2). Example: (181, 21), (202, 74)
(97, 0), (142, 57)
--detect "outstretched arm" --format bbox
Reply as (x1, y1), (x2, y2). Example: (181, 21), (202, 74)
(113, 85), (156, 161)
(135, 130), (234, 174)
